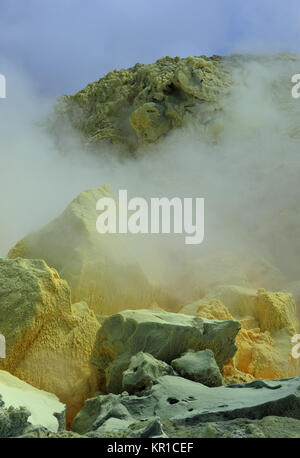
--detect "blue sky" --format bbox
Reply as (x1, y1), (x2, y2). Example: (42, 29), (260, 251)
(1, 0), (300, 96)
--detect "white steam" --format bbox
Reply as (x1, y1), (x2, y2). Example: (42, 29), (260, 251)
(1, 55), (300, 302)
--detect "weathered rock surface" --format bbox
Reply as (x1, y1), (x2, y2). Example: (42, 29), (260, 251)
(199, 285), (297, 335)
(8, 186), (154, 315)
(171, 349), (223, 387)
(0, 257), (99, 426)
(72, 415), (300, 438)
(122, 352), (175, 394)
(3, 372), (299, 438)
(51, 55), (230, 153)
(50, 54), (300, 157)
(180, 285), (299, 382)
(0, 370), (65, 433)
(90, 309), (240, 393)
(72, 376), (300, 435)
(180, 298), (234, 319)
(256, 289), (297, 335)
(163, 416), (300, 438)
(0, 405), (32, 438)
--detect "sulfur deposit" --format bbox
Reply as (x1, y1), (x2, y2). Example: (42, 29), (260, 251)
(180, 285), (299, 383)
(0, 257), (99, 426)
(8, 185), (154, 315)
(49, 53), (300, 158)
(1, 53), (300, 439)
(51, 55), (230, 153)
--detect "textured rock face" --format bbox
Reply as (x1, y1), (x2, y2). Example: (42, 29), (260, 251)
(171, 349), (223, 387)
(90, 309), (240, 393)
(202, 285), (297, 335)
(0, 405), (31, 438)
(223, 327), (296, 382)
(72, 376), (300, 435)
(122, 352), (175, 394)
(0, 257), (99, 426)
(181, 285), (299, 382)
(76, 415), (300, 438)
(180, 298), (234, 319)
(203, 285), (259, 318)
(8, 185), (154, 315)
(51, 55), (230, 153)
(51, 53), (300, 156)
(256, 290), (297, 335)
(0, 370), (65, 433)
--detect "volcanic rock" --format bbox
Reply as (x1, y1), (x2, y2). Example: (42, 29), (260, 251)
(72, 375), (300, 435)
(51, 55), (230, 153)
(8, 185), (154, 315)
(122, 352), (175, 394)
(180, 285), (299, 382)
(90, 308), (240, 393)
(0, 257), (99, 426)
(171, 349), (223, 387)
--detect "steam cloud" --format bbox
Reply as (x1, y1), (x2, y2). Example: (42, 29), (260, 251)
(1, 55), (300, 305)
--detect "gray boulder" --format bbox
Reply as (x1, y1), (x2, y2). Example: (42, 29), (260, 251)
(171, 349), (223, 387)
(72, 393), (133, 435)
(122, 352), (175, 394)
(72, 376), (300, 435)
(90, 309), (241, 393)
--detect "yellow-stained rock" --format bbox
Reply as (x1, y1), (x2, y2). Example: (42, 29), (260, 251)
(204, 285), (258, 319)
(194, 299), (233, 321)
(256, 289), (297, 335)
(8, 185), (154, 315)
(189, 287), (299, 383)
(200, 285), (298, 335)
(0, 257), (99, 427)
(240, 316), (260, 330)
(233, 328), (296, 379)
(52, 55), (229, 152)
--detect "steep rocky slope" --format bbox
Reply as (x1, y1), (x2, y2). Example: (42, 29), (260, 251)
(51, 55), (230, 153)
(50, 53), (300, 155)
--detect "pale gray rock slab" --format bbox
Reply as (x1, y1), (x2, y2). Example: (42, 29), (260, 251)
(72, 376), (300, 434)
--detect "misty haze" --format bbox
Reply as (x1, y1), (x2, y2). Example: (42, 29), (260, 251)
(0, 0), (300, 441)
